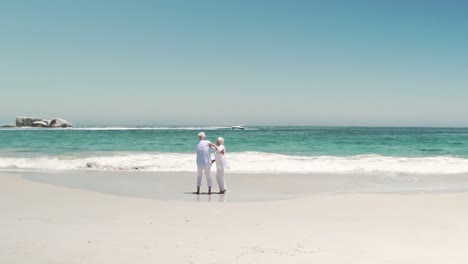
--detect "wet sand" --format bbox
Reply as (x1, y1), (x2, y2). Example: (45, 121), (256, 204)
(16, 170), (468, 202)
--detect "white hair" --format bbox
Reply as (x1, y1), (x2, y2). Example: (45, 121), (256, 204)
(217, 137), (224, 144)
(198, 132), (205, 138)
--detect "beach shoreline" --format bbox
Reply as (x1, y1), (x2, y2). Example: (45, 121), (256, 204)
(8, 170), (468, 202)
(2, 171), (468, 263)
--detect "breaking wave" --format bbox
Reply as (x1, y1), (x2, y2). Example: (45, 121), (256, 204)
(1, 152), (468, 174)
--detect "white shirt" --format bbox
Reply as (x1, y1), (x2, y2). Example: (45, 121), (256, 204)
(214, 145), (227, 169)
(196, 140), (212, 167)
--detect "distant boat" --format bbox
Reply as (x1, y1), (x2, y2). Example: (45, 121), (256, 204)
(232, 125), (246, 130)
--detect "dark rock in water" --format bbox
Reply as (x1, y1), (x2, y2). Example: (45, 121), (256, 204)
(16, 117), (24, 126)
(48, 118), (74, 128)
(1, 124), (16, 128)
(16, 117), (43, 127)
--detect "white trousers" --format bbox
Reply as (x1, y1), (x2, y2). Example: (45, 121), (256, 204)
(197, 165), (212, 187)
(216, 167), (227, 191)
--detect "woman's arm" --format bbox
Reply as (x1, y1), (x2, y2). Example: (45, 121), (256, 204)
(218, 145), (225, 155)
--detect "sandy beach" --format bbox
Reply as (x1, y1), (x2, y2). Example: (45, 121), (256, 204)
(1, 171), (468, 264)
(3, 0), (468, 262)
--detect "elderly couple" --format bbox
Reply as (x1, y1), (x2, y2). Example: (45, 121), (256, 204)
(196, 131), (228, 195)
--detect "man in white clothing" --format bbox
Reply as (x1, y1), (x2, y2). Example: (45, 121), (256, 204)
(196, 132), (216, 194)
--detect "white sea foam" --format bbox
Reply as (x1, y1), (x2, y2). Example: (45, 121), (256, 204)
(1, 152), (468, 174)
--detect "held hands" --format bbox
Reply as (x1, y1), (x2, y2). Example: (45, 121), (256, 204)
(211, 159), (216, 164)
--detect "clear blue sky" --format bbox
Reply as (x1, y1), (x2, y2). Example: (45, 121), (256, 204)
(1, 0), (467, 126)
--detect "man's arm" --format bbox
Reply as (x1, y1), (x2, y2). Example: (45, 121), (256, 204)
(209, 142), (217, 150)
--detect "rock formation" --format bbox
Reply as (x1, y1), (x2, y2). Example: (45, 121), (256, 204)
(16, 117), (42, 127)
(33, 121), (48, 127)
(13, 117), (74, 128)
(48, 118), (73, 128)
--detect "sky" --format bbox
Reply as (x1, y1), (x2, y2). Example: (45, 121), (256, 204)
(1, 0), (467, 126)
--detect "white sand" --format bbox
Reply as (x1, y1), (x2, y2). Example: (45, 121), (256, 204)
(1, 172), (468, 263)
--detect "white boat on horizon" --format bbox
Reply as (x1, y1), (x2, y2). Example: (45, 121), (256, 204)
(231, 125), (246, 130)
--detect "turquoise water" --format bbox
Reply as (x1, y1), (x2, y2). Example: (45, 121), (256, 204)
(1, 126), (468, 173)
(1, 126), (467, 157)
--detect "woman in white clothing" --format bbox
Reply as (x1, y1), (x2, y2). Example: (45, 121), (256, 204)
(212, 137), (228, 194)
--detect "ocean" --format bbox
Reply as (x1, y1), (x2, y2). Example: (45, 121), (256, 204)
(1, 126), (468, 174)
